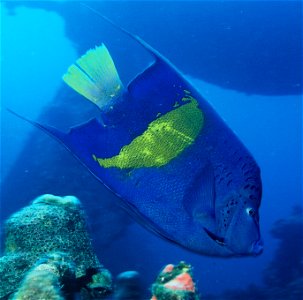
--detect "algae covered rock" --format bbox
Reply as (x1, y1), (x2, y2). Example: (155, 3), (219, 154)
(0, 194), (112, 299)
(11, 252), (75, 300)
(0, 253), (32, 298)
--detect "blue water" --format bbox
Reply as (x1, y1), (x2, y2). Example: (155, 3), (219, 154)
(1, 1), (302, 299)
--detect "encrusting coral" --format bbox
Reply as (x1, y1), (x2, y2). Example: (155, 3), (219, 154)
(11, 252), (75, 300)
(0, 194), (201, 299)
(0, 194), (112, 299)
(151, 261), (200, 300)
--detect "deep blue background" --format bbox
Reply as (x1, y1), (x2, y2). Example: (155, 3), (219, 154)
(1, 1), (302, 299)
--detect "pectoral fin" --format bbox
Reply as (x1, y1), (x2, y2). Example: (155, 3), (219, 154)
(183, 163), (216, 222)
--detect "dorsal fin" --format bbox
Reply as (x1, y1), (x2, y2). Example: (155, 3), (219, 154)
(62, 44), (124, 109)
(80, 3), (170, 64)
(79, 3), (203, 105)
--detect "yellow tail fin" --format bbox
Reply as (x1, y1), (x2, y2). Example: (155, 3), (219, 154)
(63, 44), (124, 109)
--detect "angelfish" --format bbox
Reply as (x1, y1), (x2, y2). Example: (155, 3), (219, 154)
(16, 15), (263, 257)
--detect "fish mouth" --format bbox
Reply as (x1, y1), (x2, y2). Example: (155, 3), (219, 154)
(204, 227), (264, 256)
(203, 227), (226, 246)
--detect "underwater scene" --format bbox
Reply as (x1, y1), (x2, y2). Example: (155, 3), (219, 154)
(0, 1), (302, 299)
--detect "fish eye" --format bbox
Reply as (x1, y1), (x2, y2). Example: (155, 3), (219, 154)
(246, 208), (256, 217)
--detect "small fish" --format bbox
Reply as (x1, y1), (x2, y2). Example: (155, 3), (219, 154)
(14, 14), (263, 257)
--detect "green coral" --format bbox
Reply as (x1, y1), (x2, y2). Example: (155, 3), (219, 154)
(0, 194), (112, 299)
(32, 194), (81, 207)
(11, 252), (74, 300)
(81, 269), (113, 299)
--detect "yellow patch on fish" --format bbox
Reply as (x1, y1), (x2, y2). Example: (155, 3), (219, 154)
(93, 94), (204, 168)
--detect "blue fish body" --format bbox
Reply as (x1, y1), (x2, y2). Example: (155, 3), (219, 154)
(23, 19), (263, 257)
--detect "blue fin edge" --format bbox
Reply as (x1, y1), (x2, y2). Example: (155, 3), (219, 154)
(6, 108), (66, 140)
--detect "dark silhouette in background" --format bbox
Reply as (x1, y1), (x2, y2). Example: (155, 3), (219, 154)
(5, 1), (302, 96)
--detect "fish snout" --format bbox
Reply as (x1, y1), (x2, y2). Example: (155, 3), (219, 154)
(251, 239), (263, 256)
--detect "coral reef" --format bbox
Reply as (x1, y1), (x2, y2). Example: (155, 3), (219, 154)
(151, 261), (200, 300)
(0, 194), (112, 299)
(0, 194), (202, 299)
(11, 252), (75, 300)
